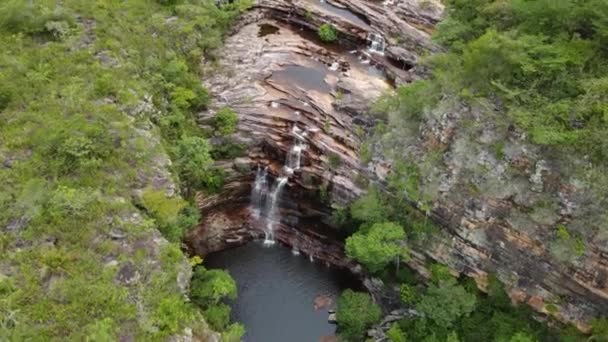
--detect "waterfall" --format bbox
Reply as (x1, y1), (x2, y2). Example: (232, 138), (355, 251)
(251, 125), (307, 245)
(367, 33), (385, 55)
(250, 166), (268, 218)
(263, 177), (288, 245)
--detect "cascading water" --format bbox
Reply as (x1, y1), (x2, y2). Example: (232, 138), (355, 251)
(250, 166), (268, 218)
(250, 125), (307, 245)
(263, 177), (288, 244)
(367, 33), (385, 55)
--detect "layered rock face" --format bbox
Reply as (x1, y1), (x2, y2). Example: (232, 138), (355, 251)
(186, 0), (608, 331)
(188, 18), (391, 267)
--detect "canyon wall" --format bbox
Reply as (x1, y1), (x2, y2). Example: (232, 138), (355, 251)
(186, 0), (608, 331)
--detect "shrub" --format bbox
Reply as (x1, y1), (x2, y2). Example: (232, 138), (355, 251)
(336, 289), (381, 341)
(204, 304), (231, 330)
(318, 23), (338, 42)
(214, 107), (239, 135)
(141, 189), (186, 224)
(399, 284), (417, 304)
(223, 323), (245, 342)
(153, 296), (194, 335)
(210, 141), (246, 159)
(386, 323), (407, 342)
(190, 267), (237, 307)
(172, 136), (223, 193)
(328, 152), (342, 170)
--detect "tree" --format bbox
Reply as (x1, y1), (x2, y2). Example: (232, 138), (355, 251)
(336, 290), (381, 341)
(345, 221), (406, 273)
(415, 278), (477, 329)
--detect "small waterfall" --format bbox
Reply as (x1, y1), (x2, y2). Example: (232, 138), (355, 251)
(251, 124), (307, 245)
(367, 33), (385, 55)
(250, 167), (268, 218)
(263, 177), (288, 245)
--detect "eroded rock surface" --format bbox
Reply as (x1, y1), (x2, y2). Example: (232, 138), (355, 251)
(187, 0), (608, 331)
(188, 19), (391, 269)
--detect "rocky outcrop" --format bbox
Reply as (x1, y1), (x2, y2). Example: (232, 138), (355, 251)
(188, 18), (392, 265)
(187, 0), (608, 332)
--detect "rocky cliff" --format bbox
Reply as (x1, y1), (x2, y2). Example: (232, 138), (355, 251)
(186, 0), (608, 331)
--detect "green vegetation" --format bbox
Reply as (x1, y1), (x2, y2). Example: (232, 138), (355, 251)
(432, 0), (608, 157)
(550, 225), (587, 262)
(0, 0), (249, 339)
(337, 1), (608, 339)
(345, 221), (407, 273)
(190, 266), (243, 338)
(318, 23), (338, 42)
(336, 289), (381, 341)
(214, 106), (239, 136)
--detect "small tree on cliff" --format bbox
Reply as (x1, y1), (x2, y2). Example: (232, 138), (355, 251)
(345, 221), (407, 274)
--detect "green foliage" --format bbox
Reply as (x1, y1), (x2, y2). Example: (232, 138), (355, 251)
(141, 189), (187, 224)
(374, 80), (438, 123)
(429, 263), (453, 284)
(0, 0), (249, 338)
(153, 296), (195, 336)
(0, 1), (74, 38)
(429, 0), (608, 161)
(223, 323), (246, 342)
(318, 23), (338, 42)
(204, 303), (231, 330)
(550, 224), (586, 261)
(336, 289), (381, 341)
(140, 189), (200, 241)
(211, 140), (246, 160)
(349, 187), (388, 225)
(590, 318), (608, 341)
(173, 136), (223, 194)
(345, 222), (407, 273)
(399, 284), (417, 304)
(415, 278), (477, 329)
(190, 267), (237, 307)
(214, 107), (239, 135)
(387, 323), (408, 342)
(328, 152), (342, 170)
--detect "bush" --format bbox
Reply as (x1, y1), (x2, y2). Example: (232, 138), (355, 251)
(210, 141), (246, 160)
(318, 23), (338, 42)
(214, 107), (239, 136)
(223, 323), (245, 342)
(190, 267), (237, 307)
(336, 289), (381, 341)
(386, 323), (407, 342)
(204, 304), (231, 330)
(328, 152), (342, 170)
(153, 296), (194, 335)
(172, 136), (223, 194)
